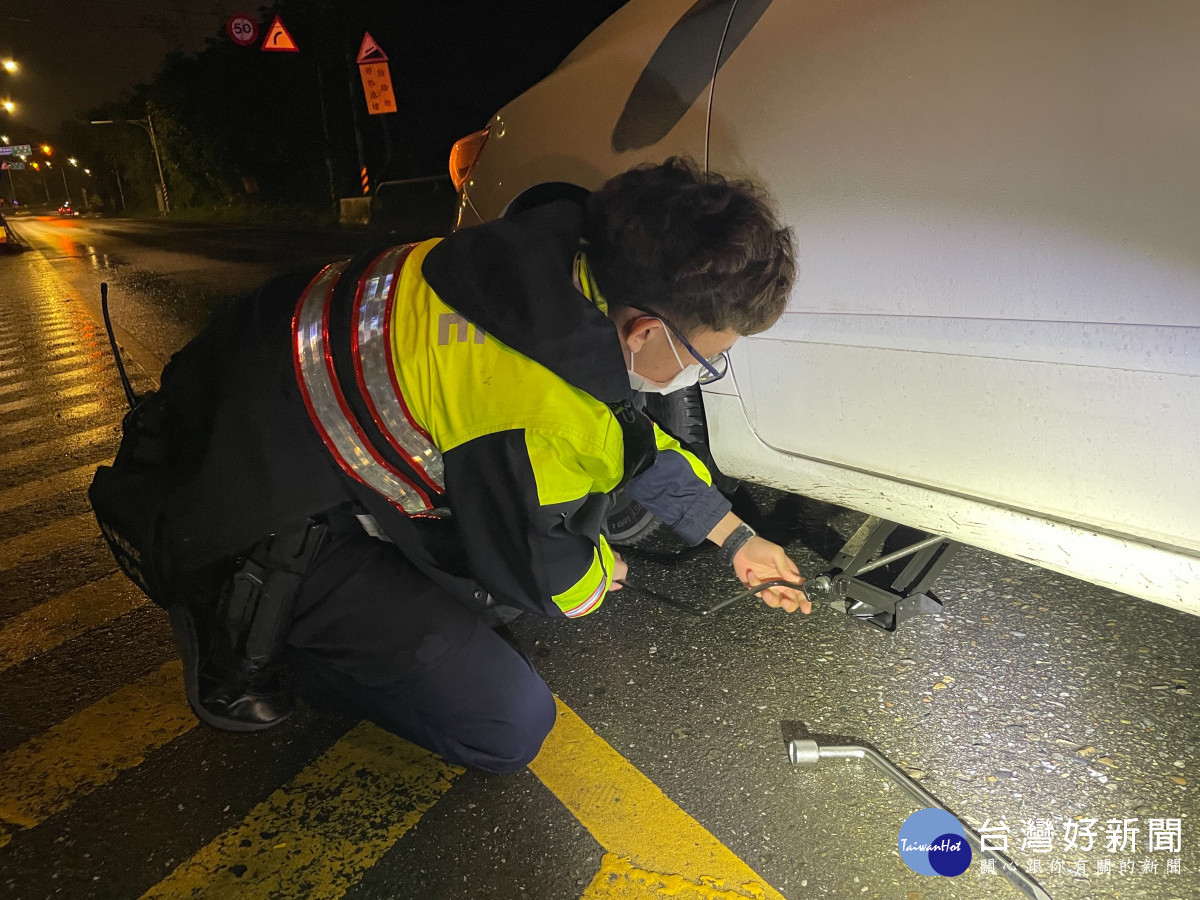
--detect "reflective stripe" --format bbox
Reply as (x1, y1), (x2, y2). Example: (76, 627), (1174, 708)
(555, 537), (613, 619)
(653, 421), (713, 486)
(352, 246), (446, 494)
(292, 262), (439, 516)
(563, 579), (606, 618)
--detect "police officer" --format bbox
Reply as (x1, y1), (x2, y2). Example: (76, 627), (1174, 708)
(91, 157), (804, 774)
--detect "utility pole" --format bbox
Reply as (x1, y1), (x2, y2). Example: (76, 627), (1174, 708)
(113, 168), (126, 211)
(147, 114), (168, 213)
(90, 115), (169, 214)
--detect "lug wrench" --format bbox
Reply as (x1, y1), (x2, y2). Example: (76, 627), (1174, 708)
(616, 579), (809, 617)
(788, 736), (1053, 900)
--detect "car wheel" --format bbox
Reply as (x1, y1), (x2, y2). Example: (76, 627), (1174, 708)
(602, 386), (741, 547)
(602, 488), (661, 548)
(642, 385), (741, 496)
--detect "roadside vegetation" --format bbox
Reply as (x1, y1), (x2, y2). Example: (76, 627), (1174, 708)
(41, 1), (628, 223)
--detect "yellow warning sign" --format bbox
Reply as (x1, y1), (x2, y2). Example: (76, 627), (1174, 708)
(261, 15), (298, 52)
(358, 62), (397, 115)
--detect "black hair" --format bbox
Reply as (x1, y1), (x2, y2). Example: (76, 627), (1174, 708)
(583, 156), (795, 336)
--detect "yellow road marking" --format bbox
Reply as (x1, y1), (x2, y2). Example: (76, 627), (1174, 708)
(0, 400), (110, 441)
(0, 513), (101, 573)
(0, 340), (83, 358)
(0, 412), (40, 443)
(0, 659), (195, 833)
(45, 354), (104, 373)
(44, 342), (97, 354)
(0, 367), (113, 401)
(0, 383), (100, 416)
(60, 382), (104, 399)
(0, 424), (117, 473)
(0, 572), (148, 672)
(14, 322), (82, 333)
(531, 698), (784, 900)
(0, 395), (35, 416)
(141, 722), (463, 899)
(0, 328), (80, 345)
(32, 337), (93, 350)
(581, 854), (777, 900)
(0, 460), (109, 514)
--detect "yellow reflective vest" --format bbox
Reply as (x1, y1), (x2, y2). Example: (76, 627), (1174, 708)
(291, 201), (729, 618)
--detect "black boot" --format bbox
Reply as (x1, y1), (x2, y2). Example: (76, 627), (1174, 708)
(169, 599), (294, 732)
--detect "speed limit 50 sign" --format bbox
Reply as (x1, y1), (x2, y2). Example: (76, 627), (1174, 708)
(226, 13), (258, 47)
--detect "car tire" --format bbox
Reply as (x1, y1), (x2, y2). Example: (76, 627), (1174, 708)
(642, 385), (741, 496)
(602, 489), (662, 547)
(601, 386), (740, 547)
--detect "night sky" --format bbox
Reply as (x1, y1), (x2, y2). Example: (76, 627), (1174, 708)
(2, 2), (293, 135)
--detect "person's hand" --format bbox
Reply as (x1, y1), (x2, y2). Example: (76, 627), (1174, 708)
(610, 551), (628, 590)
(731, 537), (810, 613)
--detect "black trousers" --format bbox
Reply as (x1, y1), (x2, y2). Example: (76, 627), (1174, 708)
(283, 531), (556, 774)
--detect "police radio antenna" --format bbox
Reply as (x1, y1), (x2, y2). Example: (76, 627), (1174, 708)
(100, 282), (138, 409)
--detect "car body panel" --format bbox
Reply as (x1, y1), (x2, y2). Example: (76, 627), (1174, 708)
(705, 0), (1199, 610)
(459, 0), (721, 225)
(457, 0), (1200, 614)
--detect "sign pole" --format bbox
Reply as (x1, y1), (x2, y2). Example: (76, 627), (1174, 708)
(354, 33), (398, 183)
(345, 50), (369, 195)
(381, 116), (393, 169)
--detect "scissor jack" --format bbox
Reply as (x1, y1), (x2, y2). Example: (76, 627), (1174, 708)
(617, 516), (958, 628)
(802, 516), (960, 631)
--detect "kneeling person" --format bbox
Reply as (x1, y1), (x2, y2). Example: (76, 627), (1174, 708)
(90, 157), (805, 774)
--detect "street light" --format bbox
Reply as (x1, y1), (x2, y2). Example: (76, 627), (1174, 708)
(90, 116), (169, 214)
(1, 101), (14, 114)
(1, 60), (16, 74)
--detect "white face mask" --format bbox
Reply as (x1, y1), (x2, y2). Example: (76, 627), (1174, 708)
(627, 324), (701, 394)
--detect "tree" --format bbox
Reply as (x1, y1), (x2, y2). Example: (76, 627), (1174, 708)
(59, 0), (631, 213)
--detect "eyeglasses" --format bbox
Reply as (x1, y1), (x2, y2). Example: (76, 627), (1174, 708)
(628, 305), (729, 384)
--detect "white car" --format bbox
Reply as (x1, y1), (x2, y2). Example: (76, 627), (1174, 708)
(450, 0), (1200, 619)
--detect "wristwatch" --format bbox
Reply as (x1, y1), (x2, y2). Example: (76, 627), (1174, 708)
(718, 522), (757, 567)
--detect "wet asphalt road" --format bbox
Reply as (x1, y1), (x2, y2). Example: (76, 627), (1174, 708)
(8, 214), (407, 365)
(1, 214), (1197, 899)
